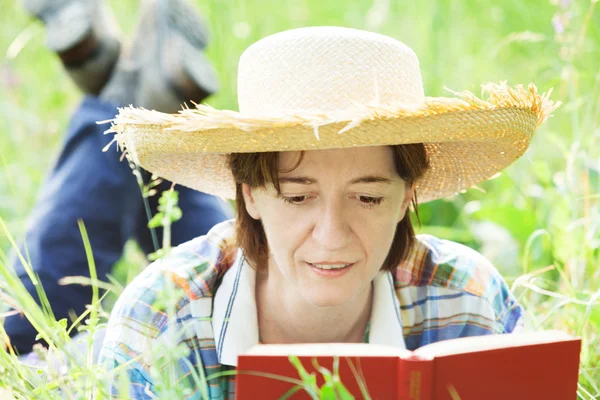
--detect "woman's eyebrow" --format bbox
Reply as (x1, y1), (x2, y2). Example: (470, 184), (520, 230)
(349, 175), (393, 184)
(279, 176), (317, 184)
(278, 175), (393, 185)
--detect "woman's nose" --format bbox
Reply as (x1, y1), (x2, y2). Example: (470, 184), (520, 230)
(312, 202), (351, 251)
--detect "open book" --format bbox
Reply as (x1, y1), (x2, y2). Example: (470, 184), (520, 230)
(236, 330), (581, 399)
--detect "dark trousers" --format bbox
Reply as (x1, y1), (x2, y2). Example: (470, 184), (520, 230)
(4, 96), (233, 354)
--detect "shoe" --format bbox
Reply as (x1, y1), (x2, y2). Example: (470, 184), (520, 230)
(100, 0), (218, 113)
(22, 0), (121, 94)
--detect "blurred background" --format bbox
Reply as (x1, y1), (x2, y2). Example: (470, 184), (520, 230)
(0, 0), (598, 394)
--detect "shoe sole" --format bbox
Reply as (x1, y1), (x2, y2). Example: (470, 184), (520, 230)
(159, 0), (219, 99)
(28, 0), (97, 52)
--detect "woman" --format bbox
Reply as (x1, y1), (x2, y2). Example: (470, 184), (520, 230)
(100, 26), (559, 399)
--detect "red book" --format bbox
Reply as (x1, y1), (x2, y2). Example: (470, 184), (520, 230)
(236, 330), (581, 399)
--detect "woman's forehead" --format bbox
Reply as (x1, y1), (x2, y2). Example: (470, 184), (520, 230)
(278, 147), (397, 176)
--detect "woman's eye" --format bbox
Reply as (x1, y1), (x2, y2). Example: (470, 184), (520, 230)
(358, 196), (384, 207)
(281, 195), (308, 205)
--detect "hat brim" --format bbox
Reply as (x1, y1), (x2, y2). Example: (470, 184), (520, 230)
(107, 83), (559, 202)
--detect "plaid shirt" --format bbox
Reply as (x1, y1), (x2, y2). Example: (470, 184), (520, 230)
(99, 219), (524, 399)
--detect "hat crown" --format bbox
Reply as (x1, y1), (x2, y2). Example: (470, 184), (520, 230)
(237, 26), (425, 115)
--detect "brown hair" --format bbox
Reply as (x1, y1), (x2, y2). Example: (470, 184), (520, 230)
(227, 144), (429, 270)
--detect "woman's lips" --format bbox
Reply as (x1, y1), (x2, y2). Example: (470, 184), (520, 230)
(307, 262), (355, 277)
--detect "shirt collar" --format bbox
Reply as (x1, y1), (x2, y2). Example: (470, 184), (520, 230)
(212, 253), (406, 367)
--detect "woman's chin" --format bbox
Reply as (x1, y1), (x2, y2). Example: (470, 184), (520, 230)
(301, 288), (357, 308)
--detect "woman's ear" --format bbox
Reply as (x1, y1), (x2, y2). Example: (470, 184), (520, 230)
(398, 183), (414, 223)
(242, 183), (261, 220)
(402, 185), (414, 210)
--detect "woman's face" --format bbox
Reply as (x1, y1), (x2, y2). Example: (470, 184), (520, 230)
(242, 146), (412, 307)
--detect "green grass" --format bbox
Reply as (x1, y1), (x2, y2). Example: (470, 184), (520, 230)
(1, 0), (599, 398)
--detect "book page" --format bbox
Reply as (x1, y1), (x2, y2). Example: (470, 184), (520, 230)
(414, 330), (575, 358)
(244, 342), (411, 358)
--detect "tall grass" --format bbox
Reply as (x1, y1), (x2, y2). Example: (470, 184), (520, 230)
(0, 0), (598, 398)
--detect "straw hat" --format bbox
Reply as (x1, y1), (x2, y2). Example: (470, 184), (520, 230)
(107, 26), (560, 202)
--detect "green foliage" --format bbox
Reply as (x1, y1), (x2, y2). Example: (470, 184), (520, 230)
(147, 190), (183, 261)
(286, 356), (360, 400)
(147, 190), (182, 230)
